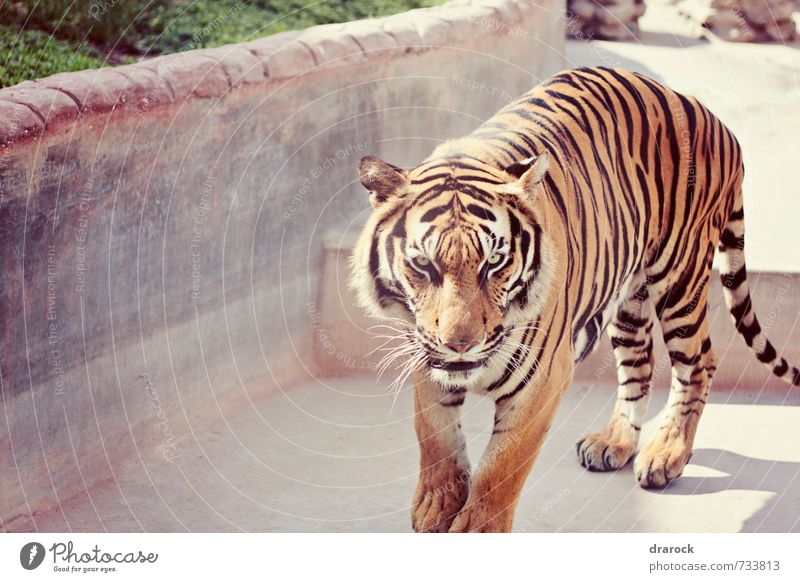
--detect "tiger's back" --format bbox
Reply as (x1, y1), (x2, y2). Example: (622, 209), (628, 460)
(436, 67), (744, 364)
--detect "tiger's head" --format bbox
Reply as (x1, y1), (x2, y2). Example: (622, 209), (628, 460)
(350, 150), (556, 388)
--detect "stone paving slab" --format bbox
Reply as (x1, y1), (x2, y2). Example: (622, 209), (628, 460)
(11, 375), (799, 532)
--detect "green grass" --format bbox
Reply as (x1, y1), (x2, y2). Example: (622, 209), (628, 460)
(136, 1), (440, 54)
(1, 1), (144, 49)
(0, 0), (442, 88)
(0, 25), (107, 88)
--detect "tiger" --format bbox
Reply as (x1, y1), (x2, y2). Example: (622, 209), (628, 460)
(350, 66), (799, 533)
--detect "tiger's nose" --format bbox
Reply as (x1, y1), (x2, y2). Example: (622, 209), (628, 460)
(444, 338), (479, 354)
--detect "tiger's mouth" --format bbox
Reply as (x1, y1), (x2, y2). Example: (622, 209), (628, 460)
(428, 358), (487, 372)
(427, 356), (490, 388)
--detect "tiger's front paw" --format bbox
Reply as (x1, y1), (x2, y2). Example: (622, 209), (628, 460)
(576, 430), (636, 472)
(411, 463), (470, 533)
(448, 500), (513, 533)
(634, 436), (692, 489)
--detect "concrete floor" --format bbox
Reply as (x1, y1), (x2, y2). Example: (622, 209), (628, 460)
(15, 373), (800, 533)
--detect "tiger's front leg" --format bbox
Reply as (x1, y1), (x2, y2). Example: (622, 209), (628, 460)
(450, 353), (572, 532)
(411, 371), (471, 533)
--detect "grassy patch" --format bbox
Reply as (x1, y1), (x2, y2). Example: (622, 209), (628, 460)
(136, 1), (440, 54)
(0, 25), (107, 88)
(0, 0), (442, 87)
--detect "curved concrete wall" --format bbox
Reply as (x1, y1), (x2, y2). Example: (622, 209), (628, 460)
(0, 0), (566, 526)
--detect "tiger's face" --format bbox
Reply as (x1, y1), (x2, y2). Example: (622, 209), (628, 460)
(351, 152), (553, 388)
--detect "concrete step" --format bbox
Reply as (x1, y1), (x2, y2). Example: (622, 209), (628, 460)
(316, 231), (800, 391)
(11, 374), (799, 532)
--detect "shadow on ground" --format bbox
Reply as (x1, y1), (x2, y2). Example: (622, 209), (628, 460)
(657, 448), (800, 532)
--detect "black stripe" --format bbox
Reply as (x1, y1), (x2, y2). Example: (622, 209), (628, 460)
(720, 265), (747, 290)
(419, 205), (448, 223)
(719, 228), (744, 250)
(465, 203), (496, 221)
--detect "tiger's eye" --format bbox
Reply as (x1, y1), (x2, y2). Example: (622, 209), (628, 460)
(414, 256), (430, 267)
(488, 252), (505, 266)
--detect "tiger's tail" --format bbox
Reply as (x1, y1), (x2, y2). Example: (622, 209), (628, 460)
(717, 204), (800, 386)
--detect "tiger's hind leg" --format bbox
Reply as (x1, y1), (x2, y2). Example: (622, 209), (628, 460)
(635, 252), (717, 488)
(577, 278), (654, 471)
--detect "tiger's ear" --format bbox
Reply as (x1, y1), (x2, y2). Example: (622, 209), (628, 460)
(505, 153), (549, 197)
(358, 156), (409, 209)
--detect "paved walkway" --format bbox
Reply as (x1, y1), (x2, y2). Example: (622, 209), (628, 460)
(14, 374), (800, 532)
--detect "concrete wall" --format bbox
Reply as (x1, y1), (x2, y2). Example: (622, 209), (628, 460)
(0, 0), (566, 526)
